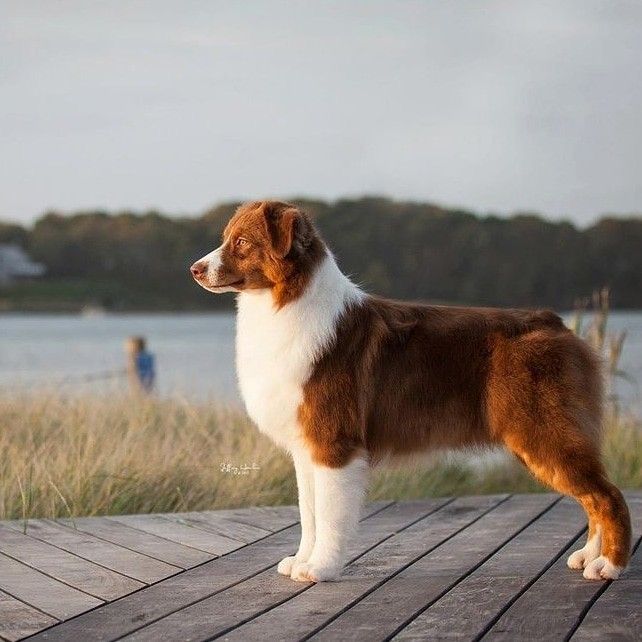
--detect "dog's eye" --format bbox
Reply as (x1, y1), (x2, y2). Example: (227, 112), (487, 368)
(235, 237), (249, 248)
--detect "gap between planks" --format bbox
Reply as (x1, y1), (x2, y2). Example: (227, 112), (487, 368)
(477, 493), (642, 642)
(0, 503), (304, 640)
(25, 501), (397, 641)
(119, 497), (463, 641)
(217, 494), (516, 642)
(304, 494), (560, 642)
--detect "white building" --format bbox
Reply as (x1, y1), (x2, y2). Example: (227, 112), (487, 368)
(0, 244), (46, 285)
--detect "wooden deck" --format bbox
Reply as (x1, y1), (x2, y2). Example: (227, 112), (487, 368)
(0, 492), (640, 641)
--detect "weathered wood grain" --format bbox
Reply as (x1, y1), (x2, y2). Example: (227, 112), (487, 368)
(483, 494), (642, 641)
(171, 511), (272, 543)
(0, 523), (142, 600)
(6, 494), (640, 642)
(119, 498), (455, 641)
(61, 516), (212, 568)
(6, 519), (178, 584)
(211, 505), (300, 532)
(393, 498), (585, 640)
(107, 514), (242, 555)
(311, 493), (557, 641)
(221, 495), (507, 642)
(28, 501), (390, 641)
(0, 553), (102, 620)
(0, 590), (58, 642)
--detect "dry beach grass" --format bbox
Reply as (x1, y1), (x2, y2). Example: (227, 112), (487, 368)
(1, 391), (640, 521)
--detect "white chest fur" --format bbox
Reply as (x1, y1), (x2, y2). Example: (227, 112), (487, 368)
(235, 254), (362, 451)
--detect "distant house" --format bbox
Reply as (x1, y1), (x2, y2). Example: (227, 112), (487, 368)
(0, 244), (46, 285)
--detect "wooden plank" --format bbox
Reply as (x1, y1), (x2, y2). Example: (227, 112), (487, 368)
(490, 539), (598, 642)
(212, 502), (389, 533)
(0, 553), (102, 620)
(219, 495), (509, 642)
(107, 514), (243, 556)
(6, 519), (179, 584)
(61, 516), (212, 569)
(484, 494), (642, 641)
(0, 523), (142, 600)
(571, 539), (642, 641)
(115, 498), (456, 641)
(170, 511), (272, 543)
(0, 590), (58, 642)
(393, 498), (585, 640)
(311, 493), (558, 642)
(212, 505), (300, 532)
(29, 501), (392, 641)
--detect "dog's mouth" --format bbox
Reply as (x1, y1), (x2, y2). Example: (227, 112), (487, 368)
(214, 279), (244, 289)
(196, 277), (244, 292)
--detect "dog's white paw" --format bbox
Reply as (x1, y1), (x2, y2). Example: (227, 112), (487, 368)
(567, 530), (601, 570)
(567, 545), (600, 570)
(290, 561), (341, 583)
(583, 556), (622, 580)
(277, 556), (299, 576)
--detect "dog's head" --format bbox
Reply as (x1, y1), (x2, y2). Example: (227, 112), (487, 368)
(190, 200), (324, 305)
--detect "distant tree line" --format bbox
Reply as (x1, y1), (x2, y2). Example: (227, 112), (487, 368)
(0, 197), (640, 311)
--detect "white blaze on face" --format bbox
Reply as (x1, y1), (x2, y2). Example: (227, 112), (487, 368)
(195, 242), (237, 292)
(199, 244), (224, 282)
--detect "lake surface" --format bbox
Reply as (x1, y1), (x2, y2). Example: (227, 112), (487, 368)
(1, 311), (641, 411)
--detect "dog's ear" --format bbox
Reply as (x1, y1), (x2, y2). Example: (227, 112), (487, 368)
(263, 203), (304, 258)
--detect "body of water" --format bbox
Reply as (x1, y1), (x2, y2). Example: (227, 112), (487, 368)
(1, 311), (641, 410)
(0, 313), (238, 401)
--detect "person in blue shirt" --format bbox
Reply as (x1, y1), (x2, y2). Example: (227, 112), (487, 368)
(125, 336), (155, 393)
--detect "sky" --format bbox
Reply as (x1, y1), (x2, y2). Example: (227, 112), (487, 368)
(1, 1), (641, 226)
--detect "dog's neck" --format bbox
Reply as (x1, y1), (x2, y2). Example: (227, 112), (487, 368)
(236, 252), (363, 365)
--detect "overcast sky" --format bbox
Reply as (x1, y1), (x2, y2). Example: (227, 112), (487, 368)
(1, 1), (641, 225)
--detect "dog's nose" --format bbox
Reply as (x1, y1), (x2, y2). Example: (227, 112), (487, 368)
(190, 261), (206, 277)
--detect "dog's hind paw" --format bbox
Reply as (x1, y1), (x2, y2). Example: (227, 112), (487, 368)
(567, 545), (599, 570)
(583, 556), (623, 580)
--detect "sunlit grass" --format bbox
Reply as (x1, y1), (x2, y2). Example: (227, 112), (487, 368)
(1, 392), (640, 520)
(0, 393), (293, 520)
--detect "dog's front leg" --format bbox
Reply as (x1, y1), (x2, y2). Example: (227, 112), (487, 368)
(291, 456), (368, 582)
(277, 448), (316, 576)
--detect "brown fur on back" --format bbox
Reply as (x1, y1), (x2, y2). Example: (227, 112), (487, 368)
(300, 289), (630, 573)
(299, 297), (600, 468)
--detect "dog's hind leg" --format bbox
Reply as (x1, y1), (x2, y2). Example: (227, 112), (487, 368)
(487, 330), (632, 580)
(502, 429), (631, 579)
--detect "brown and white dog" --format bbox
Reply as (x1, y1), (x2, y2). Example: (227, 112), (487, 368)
(190, 200), (631, 583)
